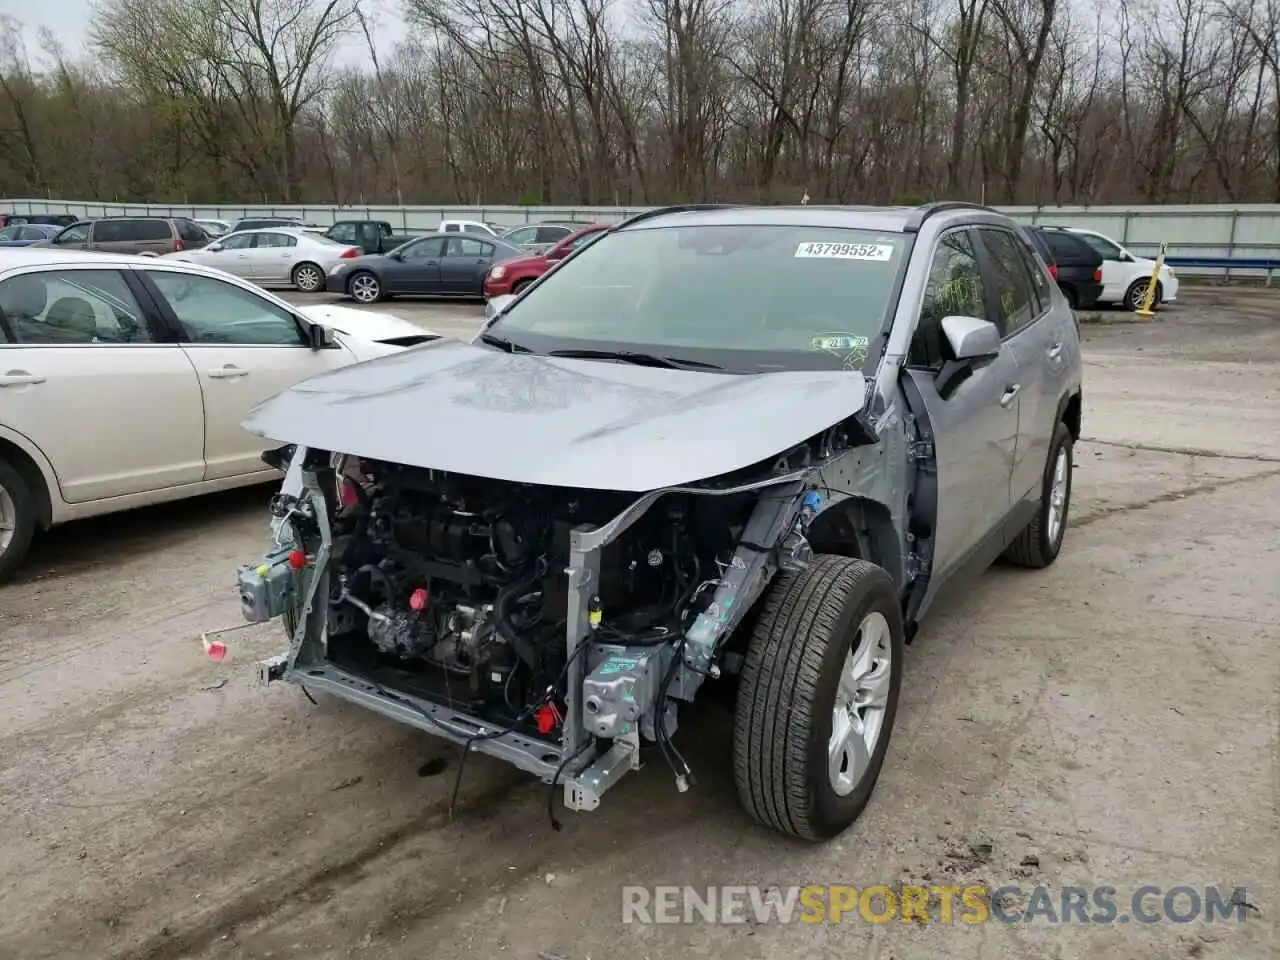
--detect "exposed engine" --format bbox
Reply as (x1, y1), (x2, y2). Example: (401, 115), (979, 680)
(321, 459), (753, 733)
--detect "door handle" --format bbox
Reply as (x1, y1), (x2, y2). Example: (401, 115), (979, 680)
(1047, 343), (1063, 359)
(207, 365), (249, 379)
(0, 371), (45, 387)
(999, 384), (1021, 407)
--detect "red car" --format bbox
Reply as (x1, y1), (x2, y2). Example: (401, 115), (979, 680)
(483, 223), (611, 297)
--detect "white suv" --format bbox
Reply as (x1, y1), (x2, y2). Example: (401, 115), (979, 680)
(1068, 228), (1179, 310)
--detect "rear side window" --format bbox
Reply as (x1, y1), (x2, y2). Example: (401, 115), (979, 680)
(0, 269), (152, 344)
(1014, 234), (1053, 314)
(98, 219), (171, 242)
(254, 232), (297, 248)
(448, 237), (491, 257)
(977, 228), (1037, 335)
(1041, 231), (1096, 265)
(176, 219), (207, 243)
(536, 225), (571, 244)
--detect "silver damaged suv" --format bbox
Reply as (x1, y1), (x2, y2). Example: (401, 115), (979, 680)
(228, 202), (1082, 841)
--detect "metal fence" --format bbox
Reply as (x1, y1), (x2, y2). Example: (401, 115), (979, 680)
(5, 198), (1278, 280)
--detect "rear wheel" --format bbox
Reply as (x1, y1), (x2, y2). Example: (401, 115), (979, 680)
(511, 278), (534, 295)
(292, 262), (324, 292)
(0, 458), (37, 583)
(1003, 420), (1073, 568)
(348, 272), (382, 303)
(733, 556), (903, 840)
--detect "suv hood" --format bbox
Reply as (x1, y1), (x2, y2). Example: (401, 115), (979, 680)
(243, 339), (868, 491)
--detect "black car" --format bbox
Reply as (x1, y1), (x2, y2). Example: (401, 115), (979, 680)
(1024, 226), (1103, 309)
(326, 232), (525, 303)
(0, 213), (78, 228)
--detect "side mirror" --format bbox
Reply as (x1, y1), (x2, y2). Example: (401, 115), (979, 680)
(485, 293), (516, 323)
(388, 250), (403, 261)
(307, 322), (335, 349)
(207, 243), (223, 252)
(942, 314), (1000, 361)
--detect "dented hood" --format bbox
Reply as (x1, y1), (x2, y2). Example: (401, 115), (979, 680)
(242, 339), (867, 491)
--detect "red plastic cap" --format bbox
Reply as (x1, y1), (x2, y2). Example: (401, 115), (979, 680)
(288, 549), (307, 569)
(1048, 264), (1058, 279)
(409, 587), (429, 611)
(534, 704), (557, 734)
(207, 640), (227, 661)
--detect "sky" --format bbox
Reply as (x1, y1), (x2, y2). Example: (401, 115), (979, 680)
(0, 0), (409, 67)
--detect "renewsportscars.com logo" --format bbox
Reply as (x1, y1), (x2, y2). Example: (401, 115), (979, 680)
(621, 885), (1256, 925)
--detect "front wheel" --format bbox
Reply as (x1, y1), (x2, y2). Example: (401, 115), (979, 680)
(348, 271), (382, 303)
(733, 556), (904, 840)
(292, 262), (324, 292)
(1124, 279), (1161, 311)
(1003, 420), (1074, 568)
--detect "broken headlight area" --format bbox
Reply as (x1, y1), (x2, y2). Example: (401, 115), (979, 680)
(236, 451), (798, 810)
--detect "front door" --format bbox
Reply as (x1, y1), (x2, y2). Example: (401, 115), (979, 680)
(204, 232), (258, 279)
(138, 268), (357, 480)
(381, 236), (445, 294)
(0, 266), (203, 503)
(902, 227), (1020, 588)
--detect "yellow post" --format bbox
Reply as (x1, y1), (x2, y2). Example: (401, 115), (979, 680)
(1133, 241), (1167, 318)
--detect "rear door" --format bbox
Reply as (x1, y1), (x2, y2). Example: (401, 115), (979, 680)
(248, 231), (298, 285)
(440, 237), (494, 293)
(975, 226), (1060, 503)
(902, 227), (1020, 586)
(0, 266), (203, 502)
(138, 267), (359, 480)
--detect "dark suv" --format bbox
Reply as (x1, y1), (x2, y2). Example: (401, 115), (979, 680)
(1024, 226), (1103, 309)
(36, 217), (211, 256)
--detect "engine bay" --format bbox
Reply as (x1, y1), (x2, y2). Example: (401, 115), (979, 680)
(319, 459), (757, 741)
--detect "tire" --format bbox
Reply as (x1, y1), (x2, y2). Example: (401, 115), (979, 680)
(292, 262), (324, 292)
(0, 458), (37, 583)
(1124, 279), (1162, 311)
(733, 555), (904, 841)
(348, 271), (382, 303)
(1002, 420), (1074, 568)
(511, 278), (533, 295)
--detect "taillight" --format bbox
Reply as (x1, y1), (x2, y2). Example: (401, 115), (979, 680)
(173, 237), (184, 251)
(1048, 264), (1058, 279)
(341, 247), (359, 258)
(1093, 268), (1102, 282)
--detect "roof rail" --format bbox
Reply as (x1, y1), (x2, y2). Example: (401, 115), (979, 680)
(613, 203), (742, 229)
(904, 201), (1002, 232)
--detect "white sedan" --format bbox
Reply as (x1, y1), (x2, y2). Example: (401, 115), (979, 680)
(0, 249), (437, 580)
(1067, 228), (1180, 310)
(164, 226), (363, 293)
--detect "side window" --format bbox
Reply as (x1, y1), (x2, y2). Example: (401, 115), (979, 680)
(462, 223), (488, 235)
(119, 219), (171, 241)
(219, 233), (254, 250)
(402, 237), (446, 260)
(977, 228), (1036, 335)
(254, 232), (297, 248)
(449, 237), (489, 257)
(176, 219), (207, 243)
(1013, 234), (1052, 314)
(21, 227), (45, 241)
(148, 271), (306, 346)
(909, 230), (987, 369)
(441, 223), (459, 233)
(54, 223), (90, 245)
(328, 222), (356, 244)
(567, 230), (604, 252)
(537, 226), (571, 244)
(0, 269), (152, 345)
(92, 220), (125, 242)
(1079, 232), (1123, 260)
(504, 226), (537, 246)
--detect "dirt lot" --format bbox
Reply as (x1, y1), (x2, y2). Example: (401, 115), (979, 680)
(1, 288), (1277, 960)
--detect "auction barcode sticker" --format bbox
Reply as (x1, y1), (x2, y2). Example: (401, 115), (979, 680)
(795, 241), (894, 261)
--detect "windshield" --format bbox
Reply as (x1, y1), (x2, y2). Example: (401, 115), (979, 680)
(489, 224), (909, 373)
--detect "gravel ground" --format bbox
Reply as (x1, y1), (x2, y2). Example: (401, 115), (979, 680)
(0, 288), (1276, 960)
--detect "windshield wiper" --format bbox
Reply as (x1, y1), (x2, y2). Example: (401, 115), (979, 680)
(479, 331), (532, 353)
(547, 348), (722, 370)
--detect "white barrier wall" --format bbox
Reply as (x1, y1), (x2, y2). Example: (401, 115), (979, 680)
(5, 199), (1278, 279)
